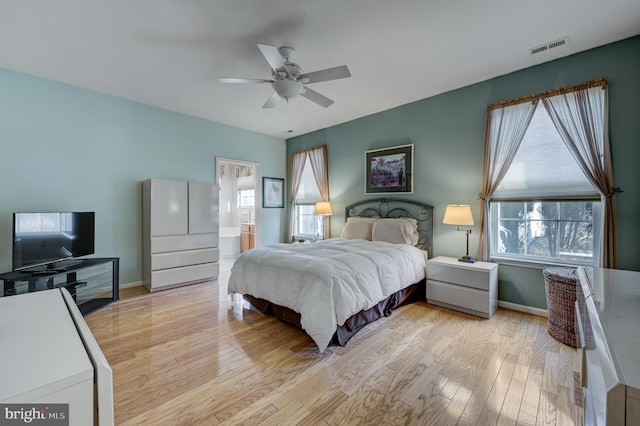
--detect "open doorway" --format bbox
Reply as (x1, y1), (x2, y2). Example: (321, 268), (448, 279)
(215, 157), (261, 261)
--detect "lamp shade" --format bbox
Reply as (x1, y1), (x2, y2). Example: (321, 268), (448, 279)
(443, 205), (474, 226)
(315, 201), (333, 216)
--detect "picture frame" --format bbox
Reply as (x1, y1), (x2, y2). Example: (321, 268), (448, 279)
(262, 177), (285, 208)
(365, 144), (414, 194)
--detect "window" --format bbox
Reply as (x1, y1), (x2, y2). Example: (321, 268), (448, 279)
(492, 201), (599, 265)
(293, 204), (319, 238)
(481, 79), (617, 267)
(236, 189), (255, 208)
(289, 145), (330, 241)
(490, 102), (601, 266)
(293, 156), (323, 238)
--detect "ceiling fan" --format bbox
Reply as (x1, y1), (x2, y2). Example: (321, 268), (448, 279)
(219, 44), (351, 108)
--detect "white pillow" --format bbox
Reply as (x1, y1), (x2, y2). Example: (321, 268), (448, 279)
(372, 218), (419, 245)
(346, 216), (379, 224)
(340, 216), (379, 240)
(340, 221), (374, 240)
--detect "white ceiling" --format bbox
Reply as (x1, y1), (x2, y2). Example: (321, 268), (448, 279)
(1, 1), (639, 139)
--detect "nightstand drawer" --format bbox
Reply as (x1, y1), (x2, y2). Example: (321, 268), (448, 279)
(427, 262), (490, 291)
(425, 256), (498, 318)
(427, 279), (493, 317)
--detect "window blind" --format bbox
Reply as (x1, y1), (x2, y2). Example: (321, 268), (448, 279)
(492, 103), (599, 201)
(294, 156), (322, 204)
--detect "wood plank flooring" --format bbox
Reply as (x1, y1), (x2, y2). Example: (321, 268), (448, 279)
(86, 270), (583, 425)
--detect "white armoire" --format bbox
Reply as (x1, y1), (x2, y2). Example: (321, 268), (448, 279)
(142, 179), (219, 292)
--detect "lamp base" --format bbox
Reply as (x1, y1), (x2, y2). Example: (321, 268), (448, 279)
(458, 255), (477, 263)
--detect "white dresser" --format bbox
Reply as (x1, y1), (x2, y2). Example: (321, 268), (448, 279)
(0, 288), (113, 425)
(426, 256), (498, 318)
(142, 179), (220, 292)
(576, 266), (640, 425)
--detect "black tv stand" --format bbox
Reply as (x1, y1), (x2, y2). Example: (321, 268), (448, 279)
(52, 259), (84, 270)
(31, 269), (62, 275)
(0, 258), (119, 315)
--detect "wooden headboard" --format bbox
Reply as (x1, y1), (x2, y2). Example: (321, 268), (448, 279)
(345, 198), (434, 255)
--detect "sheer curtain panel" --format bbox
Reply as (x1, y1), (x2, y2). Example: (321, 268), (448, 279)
(308, 146), (331, 238)
(288, 150), (307, 242)
(542, 80), (619, 267)
(478, 100), (538, 260)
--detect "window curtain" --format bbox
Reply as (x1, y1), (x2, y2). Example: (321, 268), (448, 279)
(477, 100), (538, 260)
(288, 145), (329, 241)
(307, 146), (331, 238)
(288, 150), (308, 242)
(541, 79), (620, 268)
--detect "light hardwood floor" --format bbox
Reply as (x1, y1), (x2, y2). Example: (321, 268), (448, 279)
(86, 270), (583, 425)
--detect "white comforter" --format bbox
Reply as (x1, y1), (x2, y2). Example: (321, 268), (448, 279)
(227, 238), (427, 352)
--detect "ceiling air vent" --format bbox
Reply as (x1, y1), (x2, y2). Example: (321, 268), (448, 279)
(529, 37), (570, 55)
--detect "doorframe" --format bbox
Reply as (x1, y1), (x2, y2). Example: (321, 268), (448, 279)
(215, 157), (261, 248)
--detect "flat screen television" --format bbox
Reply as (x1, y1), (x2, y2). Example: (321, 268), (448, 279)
(12, 212), (95, 270)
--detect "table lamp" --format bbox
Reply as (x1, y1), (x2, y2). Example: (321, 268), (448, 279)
(315, 201), (333, 240)
(443, 204), (476, 263)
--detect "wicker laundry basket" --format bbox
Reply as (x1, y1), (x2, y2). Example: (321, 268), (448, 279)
(543, 267), (578, 348)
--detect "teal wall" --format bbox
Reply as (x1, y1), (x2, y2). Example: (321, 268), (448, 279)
(287, 36), (640, 310)
(0, 68), (286, 284)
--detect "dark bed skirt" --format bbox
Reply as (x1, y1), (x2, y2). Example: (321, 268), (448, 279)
(242, 278), (426, 348)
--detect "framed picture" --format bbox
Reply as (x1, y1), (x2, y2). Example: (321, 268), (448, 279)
(365, 144), (413, 194)
(262, 177), (284, 208)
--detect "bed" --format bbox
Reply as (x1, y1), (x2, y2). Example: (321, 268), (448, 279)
(227, 198), (433, 352)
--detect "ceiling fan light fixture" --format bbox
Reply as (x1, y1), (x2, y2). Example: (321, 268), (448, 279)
(221, 43), (350, 108)
(273, 79), (304, 101)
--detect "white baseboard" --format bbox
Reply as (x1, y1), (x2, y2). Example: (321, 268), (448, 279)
(498, 300), (547, 317)
(119, 280), (143, 289)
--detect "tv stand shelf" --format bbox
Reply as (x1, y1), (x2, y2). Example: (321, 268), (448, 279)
(0, 257), (119, 315)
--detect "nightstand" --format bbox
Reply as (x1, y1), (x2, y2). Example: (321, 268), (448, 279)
(426, 256), (498, 318)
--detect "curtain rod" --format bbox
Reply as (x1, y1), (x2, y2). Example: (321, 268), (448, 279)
(291, 145), (327, 155)
(487, 77), (607, 111)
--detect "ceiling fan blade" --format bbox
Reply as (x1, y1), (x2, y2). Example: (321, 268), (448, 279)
(301, 65), (351, 84)
(301, 86), (334, 108)
(257, 44), (287, 73)
(262, 91), (280, 109)
(219, 77), (272, 84)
